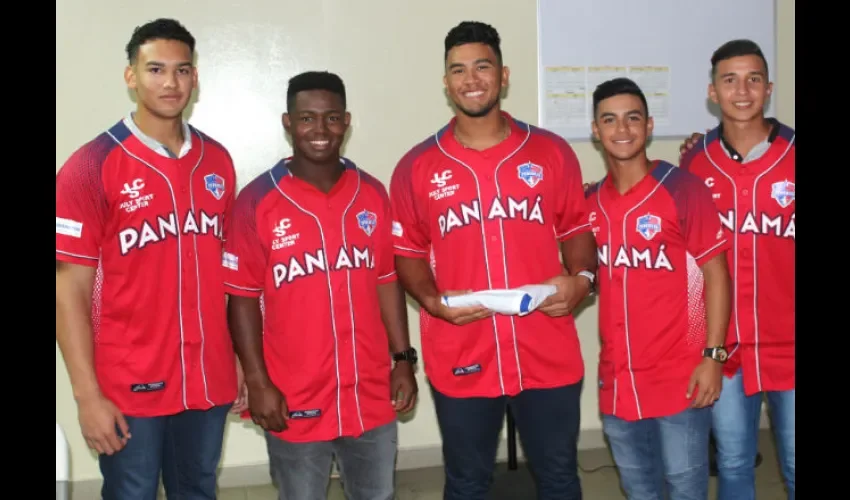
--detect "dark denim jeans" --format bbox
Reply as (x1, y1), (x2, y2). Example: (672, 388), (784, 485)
(431, 380), (584, 500)
(98, 404), (231, 500)
(602, 406), (712, 500)
(712, 369), (795, 500)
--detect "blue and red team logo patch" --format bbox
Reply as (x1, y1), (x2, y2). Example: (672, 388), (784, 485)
(636, 213), (662, 241)
(517, 162), (544, 188)
(771, 180), (795, 208)
(204, 173), (225, 200)
(356, 209), (377, 236)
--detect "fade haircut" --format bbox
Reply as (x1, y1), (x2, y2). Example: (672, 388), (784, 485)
(711, 39), (769, 79)
(286, 71), (347, 112)
(125, 18), (196, 64)
(444, 21), (503, 64)
(592, 77), (649, 118)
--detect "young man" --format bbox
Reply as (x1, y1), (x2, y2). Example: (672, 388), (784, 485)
(55, 18), (246, 500)
(678, 39), (796, 500)
(585, 77), (732, 499)
(223, 71), (418, 500)
(389, 21), (597, 500)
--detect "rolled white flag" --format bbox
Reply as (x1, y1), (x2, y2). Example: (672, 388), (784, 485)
(441, 284), (558, 316)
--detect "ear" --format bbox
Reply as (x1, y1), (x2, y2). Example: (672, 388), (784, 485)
(708, 83), (719, 104)
(192, 67), (199, 88)
(766, 81), (773, 97)
(501, 65), (510, 89)
(282, 112), (291, 133)
(124, 65), (137, 90)
(591, 119), (600, 141)
(344, 111), (351, 127)
(646, 116), (655, 136)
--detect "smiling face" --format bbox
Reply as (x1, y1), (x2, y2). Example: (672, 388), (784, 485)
(443, 42), (509, 118)
(592, 93), (653, 162)
(709, 54), (773, 123)
(124, 38), (196, 120)
(282, 89), (350, 163)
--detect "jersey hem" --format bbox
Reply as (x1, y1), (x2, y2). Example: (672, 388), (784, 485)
(264, 413), (398, 443)
(428, 373), (585, 399)
(118, 397), (236, 418)
(599, 398), (695, 422)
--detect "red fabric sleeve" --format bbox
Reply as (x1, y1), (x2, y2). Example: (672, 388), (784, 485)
(55, 141), (110, 267)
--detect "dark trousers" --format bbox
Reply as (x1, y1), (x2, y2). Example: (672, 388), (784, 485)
(99, 404), (231, 500)
(431, 381), (584, 500)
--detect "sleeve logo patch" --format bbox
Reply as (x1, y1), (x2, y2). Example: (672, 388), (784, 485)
(56, 217), (83, 238)
(222, 251), (238, 270)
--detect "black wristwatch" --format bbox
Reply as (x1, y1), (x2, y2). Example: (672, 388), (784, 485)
(392, 347), (418, 364)
(703, 346), (728, 363)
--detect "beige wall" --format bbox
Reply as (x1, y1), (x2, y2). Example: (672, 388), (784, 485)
(56, 0), (795, 483)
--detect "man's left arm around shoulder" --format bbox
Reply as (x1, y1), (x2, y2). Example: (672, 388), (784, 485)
(377, 280), (418, 414)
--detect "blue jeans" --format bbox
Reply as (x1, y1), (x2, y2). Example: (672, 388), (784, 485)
(712, 369), (795, 500)
(265, 420), (398, 500)
(98, 404), (231, 500)
(431, 380), (583, 500)
(602, 406), (712, 500)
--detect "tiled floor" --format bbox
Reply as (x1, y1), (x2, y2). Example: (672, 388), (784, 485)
(209, 429), (788, 499)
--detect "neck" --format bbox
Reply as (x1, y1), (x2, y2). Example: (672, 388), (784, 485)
(453, 107), (508, 150)
(721, 115), (772, 155)
(288, 153), (344, 194)
(607, 153), (652, 194)
(134, 107), (184, 148)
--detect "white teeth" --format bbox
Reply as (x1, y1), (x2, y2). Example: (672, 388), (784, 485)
(465, 91), (484, 97)
(310, 140), (329, 146)
(614, 140), (631, 144)
(734, 102), (752, 108)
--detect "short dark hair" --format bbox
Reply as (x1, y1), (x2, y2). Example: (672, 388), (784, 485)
(125, 18), (195, 64)
(286, 71), (347, 112)
(444, 21), (502, 64)
(592, 77), (648, 117)
(711, 39), (768, 78)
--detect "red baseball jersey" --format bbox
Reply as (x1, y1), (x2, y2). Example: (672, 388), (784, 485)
(389, 112), (591, 398)
(223, 159), (397, 443)
(680, 120), (795, 395)
(55, 118), (238, 418)
(585, 161), (730, 421)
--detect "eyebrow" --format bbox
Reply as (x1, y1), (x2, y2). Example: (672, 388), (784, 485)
(145, 61), (193, 67)
(600, 109), (644, 118)
(720, 69), (765, 78)
(297, 109), (344, 114)
(448, 58), (495, 69)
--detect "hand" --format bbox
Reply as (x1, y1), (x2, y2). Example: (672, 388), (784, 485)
(583, 180), (599, 191)
(231, 358), (249, 414)
(537, 274), (591, 318)
(679, 130), (709, 157)
(247, 382), (289, 432)
(77, 392), (131, 456)
(428, 290), (493, 326)
(390, 362), (418, 413)
(687, 358), (723, 408)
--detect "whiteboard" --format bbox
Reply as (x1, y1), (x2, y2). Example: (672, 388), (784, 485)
(536, 0), (777, 141)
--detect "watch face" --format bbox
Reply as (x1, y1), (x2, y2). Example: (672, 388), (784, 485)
(715, 349), (728, 362)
